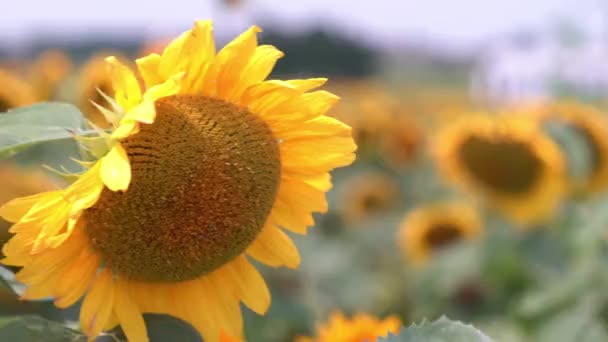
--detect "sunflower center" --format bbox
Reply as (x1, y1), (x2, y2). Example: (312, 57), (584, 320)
(574, 126), (602, 176)
(84, 95), (281, 282)
(0, 99), (11, 112)
(425, 223), (463, 250)
(458, 136), (541, 194)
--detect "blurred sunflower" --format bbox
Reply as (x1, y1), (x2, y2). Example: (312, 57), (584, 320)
(329, 81), (393, 150)
(0, 69), (37, 112)
(379, 116), (424, 168)
(0, 20), (356, 342)
(77, 53), (126, 127)
(0, 163), (58, 248)
(398, 202), (482, 265)
(298, 311), (401, 342)
(433, 115), (566, 223)
(337, 172), (399, 224)
(28, 50), (73, 101)
(532, 102), (608, 195)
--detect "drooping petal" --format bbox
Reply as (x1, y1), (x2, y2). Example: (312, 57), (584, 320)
(80, 269), (115, 337)
(247, 224), (300, 268)
(0, 191), (62, 223)
(100, 144), (131, 192)
(114, 278), (149, 342)
(222, 256), (271, 314)
(54, 249), (100, 308)
(105, 56), (142, 111)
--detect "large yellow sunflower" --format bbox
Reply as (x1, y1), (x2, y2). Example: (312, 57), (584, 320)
(0, 20), (356, 342)
(0, 69), (37, 112)
(433, 114), (566, 223)
(398, 202), (482, 265)
(297, 311), (401, 342)
(529, 102), (608, 195)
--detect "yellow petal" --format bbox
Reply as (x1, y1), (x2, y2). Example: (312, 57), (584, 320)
(122, 72), (184, 124)
(203, 25), (261, 97)
(79, 268), (115, 336)
(31, 203), (71, 253)
(101, 144), (131, 191)
(247, 224), (300, 268)
(267, 198), (311, 234)
(105, 56), (142, 111)
(159, 20), (215, 94)
(55, 249), (100, 308)
(171, 280), (218, 341)
(136, 53), (163, 88)
(286, 78), (327, 92)
(228, 45), (284, 102)
(63, 163), (103, 203)
(114, 278), (149, 342)
(21, 224), (83, 279)
(262, 91), (340, 124)
(278, 177), (328, 214)
(223, 256), (271, 314)
(274, 116), (352, 141)
(281, 138), (356, 177)
(200, 277), (243, 338)
(0, 191), (61, 223)
(112, 119), (139, 140)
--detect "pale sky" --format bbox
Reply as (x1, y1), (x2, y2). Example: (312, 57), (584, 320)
(2, 0), (606, 47)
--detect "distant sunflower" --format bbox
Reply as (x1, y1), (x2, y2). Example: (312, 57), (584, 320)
(398, 202), (482, 264)
(77, 53), (126, 127)
(28, 50), (73, 101)
(328, 81), (393, 150)
(0, 20), (356, 342)
(532, 102), (608, 195)
(0, 69), (37, 112)
(298, 311), (401, 342)
(337, 172), (399, 224)
(379, 116), (424, 168)
(433, 115), (565, 223)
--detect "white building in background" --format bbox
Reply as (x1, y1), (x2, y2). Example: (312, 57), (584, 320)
(471, 13), (608, 105)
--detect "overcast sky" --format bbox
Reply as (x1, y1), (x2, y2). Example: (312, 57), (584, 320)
(2, 0), (606, 46)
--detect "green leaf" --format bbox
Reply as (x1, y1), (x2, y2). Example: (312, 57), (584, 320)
(0, 103), (86, 160)
(0, 103), (85, 128)
(0, 315), (85, 342)
(380, 316), (494, 342)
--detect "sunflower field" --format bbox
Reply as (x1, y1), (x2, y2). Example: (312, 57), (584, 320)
(1, 14), (608, 342)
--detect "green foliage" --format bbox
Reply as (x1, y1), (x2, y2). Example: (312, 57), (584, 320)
(380, 316), (493, 342)
(0, 102), (86, 160)
(0, 316), (84, 342)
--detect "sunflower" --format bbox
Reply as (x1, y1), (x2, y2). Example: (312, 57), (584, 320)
(397, 202), (482, 265)
(0, 20), (356, 342)
(433, 114), (566, 223)
(336, 172), (399, 225)
(298, 311), (401, 342)
(328, 81), (393, 150)
(0, 69), (37, 112)
(530, 102), (608, 195)
(379, 115), (424, 169)
(77, 53), (126, 127)
(28, 50), (73, 101)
